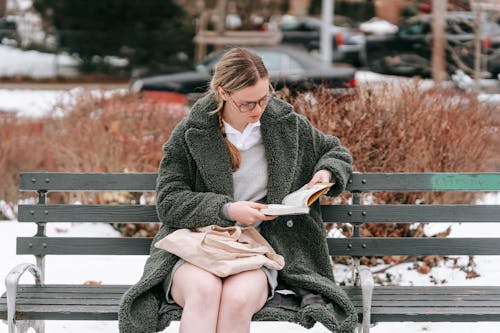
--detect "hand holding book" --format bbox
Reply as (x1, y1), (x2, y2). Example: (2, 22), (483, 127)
(260, 182), (333, 216)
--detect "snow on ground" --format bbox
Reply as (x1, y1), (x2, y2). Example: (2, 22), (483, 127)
(0, 88), (127, 117)
(0, 89), (66, 117)
(0, 45), (78, 79)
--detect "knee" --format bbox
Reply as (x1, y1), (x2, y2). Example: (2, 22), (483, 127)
(220, 287), (256, 315)
(185, 274), (222, 306)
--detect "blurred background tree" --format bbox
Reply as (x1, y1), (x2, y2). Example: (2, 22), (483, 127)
(32, 0), (195, 74)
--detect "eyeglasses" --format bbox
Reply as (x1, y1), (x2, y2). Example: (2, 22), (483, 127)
(225, 88), (274, 113)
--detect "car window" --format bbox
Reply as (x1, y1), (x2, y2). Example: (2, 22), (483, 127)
(446, 18), (474, 34)
(400, 21), (430, 35)
(258, 50), (304, 74)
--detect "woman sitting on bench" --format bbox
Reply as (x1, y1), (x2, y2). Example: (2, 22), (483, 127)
(119, 47), (357, 333)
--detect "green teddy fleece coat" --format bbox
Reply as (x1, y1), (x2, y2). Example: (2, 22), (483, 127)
(118, 93), (357, 332)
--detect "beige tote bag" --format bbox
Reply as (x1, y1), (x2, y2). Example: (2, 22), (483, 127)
(154, 225), (285, 277)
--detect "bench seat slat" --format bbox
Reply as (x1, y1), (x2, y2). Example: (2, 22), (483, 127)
(0, 305), (120, 321)
(344, 286), (500, 294)
(16, 285), (129, 292)
(14, 292), (123, 299)
(370, 300), (500, 307)
(12, 299), (121, 305)
(14, 298), (499, 307)
(371, 310), (500, 322)
(350, 294), (500, 301)
(3, 285), (500, 322)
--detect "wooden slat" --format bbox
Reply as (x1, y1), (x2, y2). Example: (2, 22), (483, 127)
(18, 204), (500, 224)
(17, 236), (500, 256)
(16, 284), (498, 295)
(17, 237), (152, 255)
(0, 304), (120, 320)
(350, 294), (500, 301)
(369, 308), (500, 322)
(19, 173), (157, 192)
(19, 172), (500, 192)
(16, 285), (129, 292)
(13, 299), (120, 305)
(18, 205), (159, 223)
(347, 173), (500, 192)
(13, 292), (123, 299)
(321, 205), (500, 223)
(344, 286), (500, 295)
(2, 285), (500, 322)
(328, 238), (500, 256)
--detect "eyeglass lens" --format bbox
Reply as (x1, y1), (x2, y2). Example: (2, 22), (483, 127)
(239, 95), (271, 112)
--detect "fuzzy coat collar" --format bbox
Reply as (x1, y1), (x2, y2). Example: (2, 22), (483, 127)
(183, 92), (299, 204)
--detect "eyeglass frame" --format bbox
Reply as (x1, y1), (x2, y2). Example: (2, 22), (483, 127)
(223, 85), (275, 113)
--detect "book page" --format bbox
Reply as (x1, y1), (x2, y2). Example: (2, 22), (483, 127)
(260, 204), (309, 216)
(281, 183), (333, 207)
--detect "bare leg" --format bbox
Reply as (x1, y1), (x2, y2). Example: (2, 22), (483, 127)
(216, 269), (269, 333)
(170, 262), (222, 333)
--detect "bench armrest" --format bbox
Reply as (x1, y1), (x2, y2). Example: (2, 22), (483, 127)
(356, 264), (374, 333)
(5, 263), (43, 333)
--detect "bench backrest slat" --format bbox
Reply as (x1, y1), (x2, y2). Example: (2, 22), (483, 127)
(321, 205), (500, 223)
(19, 173), (157, 192)
(347, 173), (500, 192)
(18, 205), (500, 223)
(19, 172), (500, 192)
(18, 204), (500, 223)
(17, 237), (152, 255)
(327, 238), (500, 256)
(17, 236), (500, 256)
(18, 205), (159, 223)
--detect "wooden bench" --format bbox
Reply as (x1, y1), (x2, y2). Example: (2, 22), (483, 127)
(1, 172), (500, 333)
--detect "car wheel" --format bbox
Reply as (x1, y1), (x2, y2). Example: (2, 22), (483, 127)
(375, 54), (431, 77)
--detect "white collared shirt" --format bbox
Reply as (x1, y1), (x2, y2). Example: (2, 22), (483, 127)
(222, 119), (268, 228)
(223, 120), (262, 151)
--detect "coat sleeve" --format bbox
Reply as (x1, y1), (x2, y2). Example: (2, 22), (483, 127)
(298, 115), (353, 196)
(156, 122), (234, 229)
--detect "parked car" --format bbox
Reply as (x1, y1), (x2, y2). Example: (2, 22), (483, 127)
(279, 15), (367, 67)
(365, 11), (500, 78)
(130, 46), (357, 105)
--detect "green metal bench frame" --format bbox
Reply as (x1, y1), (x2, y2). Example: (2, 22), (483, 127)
(1, 172), (500, 333)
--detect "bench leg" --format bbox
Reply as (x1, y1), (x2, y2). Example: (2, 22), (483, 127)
(5, 263), (43, 333)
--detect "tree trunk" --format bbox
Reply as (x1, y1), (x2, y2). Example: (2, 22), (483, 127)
(431, 0), (447, 83)
(0, 0), (8, 18)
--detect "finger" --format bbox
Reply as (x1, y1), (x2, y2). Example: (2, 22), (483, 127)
(258, 212), (278, 219)
(249, 202), (268, 209)
(307, 176), (320, 188)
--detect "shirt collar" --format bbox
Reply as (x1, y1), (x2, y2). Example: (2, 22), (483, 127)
(223, 120), (261, 135)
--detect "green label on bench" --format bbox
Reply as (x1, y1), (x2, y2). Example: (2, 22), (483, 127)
(431, 174), (500, 191)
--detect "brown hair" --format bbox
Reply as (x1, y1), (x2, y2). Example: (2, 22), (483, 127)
(209, 47), (269, 171)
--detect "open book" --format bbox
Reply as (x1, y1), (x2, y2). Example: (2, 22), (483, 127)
(260, 182), (333, 216)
